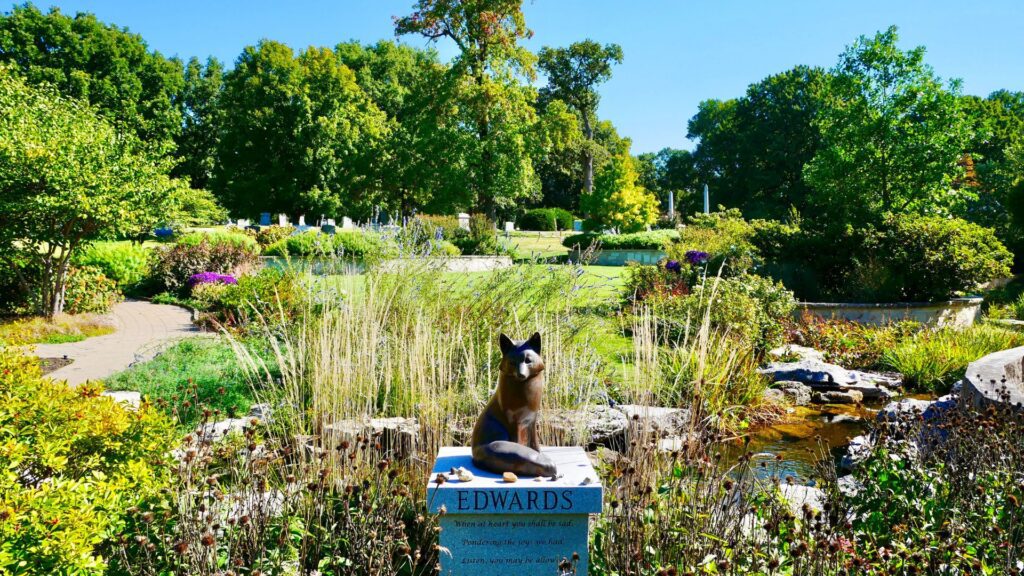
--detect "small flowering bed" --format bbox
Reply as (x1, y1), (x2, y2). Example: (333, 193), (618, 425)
(187, 272), (238, 287)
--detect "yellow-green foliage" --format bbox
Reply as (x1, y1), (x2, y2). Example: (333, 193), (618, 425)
(584, 152), (659, 233)
(0, 349), (175, 574)
(0, 313), (115, 345)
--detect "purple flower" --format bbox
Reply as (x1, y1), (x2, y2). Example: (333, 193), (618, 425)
(188, 272), (238, 287)
(664, 260), (682, 273)
(685, 250), (710, 265)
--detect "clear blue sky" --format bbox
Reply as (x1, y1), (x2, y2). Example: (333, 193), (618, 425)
(34, 0), (1024, 153)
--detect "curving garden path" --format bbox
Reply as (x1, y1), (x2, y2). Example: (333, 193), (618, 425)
(31, 299), (202, 386)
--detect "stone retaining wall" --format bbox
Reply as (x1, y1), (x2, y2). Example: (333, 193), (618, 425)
(567, 248), (666, 266)
(798, 297), (983, 328)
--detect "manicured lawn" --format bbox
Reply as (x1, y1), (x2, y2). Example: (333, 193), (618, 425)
(501, 230), (569, 259)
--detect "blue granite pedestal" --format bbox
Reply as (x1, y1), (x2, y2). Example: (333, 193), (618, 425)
(427, 446), (603, 576)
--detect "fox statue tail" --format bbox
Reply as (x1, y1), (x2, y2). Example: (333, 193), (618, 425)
(472, 441), (557, 477)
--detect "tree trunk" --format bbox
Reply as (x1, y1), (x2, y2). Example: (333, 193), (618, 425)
(45, 256), (70, 318)
(582, 112), (595, 197)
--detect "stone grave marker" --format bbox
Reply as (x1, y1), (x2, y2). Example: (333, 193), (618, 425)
(572, 219), (583, 232)
(260, 212), (271, 226)
(278, 213), (289, 226)
(342, 216), (354, 230)
(427, 446), (602, 575)
(458, 213), (471, 231)
(504, 221), (515, 234)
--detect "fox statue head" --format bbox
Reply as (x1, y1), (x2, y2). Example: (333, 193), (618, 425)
(498, 332), (544, 382)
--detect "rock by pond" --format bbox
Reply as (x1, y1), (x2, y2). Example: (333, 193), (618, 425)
(760, 359), (899, 401)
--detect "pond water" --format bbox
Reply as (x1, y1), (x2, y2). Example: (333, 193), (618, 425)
(725, 393), (936, 483)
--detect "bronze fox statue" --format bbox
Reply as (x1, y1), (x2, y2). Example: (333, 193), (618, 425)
(470, 332), (557, 477)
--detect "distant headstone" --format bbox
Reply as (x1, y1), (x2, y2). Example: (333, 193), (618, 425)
(572, 219), (583, 232)
(458, 213), (471, 231)
(342, 216), (354, 230)
(278, 213), (289, 227)
(504, 221), (515, 233)
(326, 218), (336, 226)
(298, 215), (306, 227)
(236, 219), (250, 228)
(259, 212), (271, 226)
(427, 446), (602, 575)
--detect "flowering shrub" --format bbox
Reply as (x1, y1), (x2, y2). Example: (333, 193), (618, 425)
(151, 236), (259, 293)
(186, 272), (237, 287)
(784, 313), (919, 370)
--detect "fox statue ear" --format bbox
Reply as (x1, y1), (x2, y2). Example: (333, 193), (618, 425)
(526, 332), (541, 353)
(499, 333), (515, 356)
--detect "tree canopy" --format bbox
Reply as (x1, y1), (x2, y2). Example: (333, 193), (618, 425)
(0, 3), (184, 153)
(0, 66), (174, 316)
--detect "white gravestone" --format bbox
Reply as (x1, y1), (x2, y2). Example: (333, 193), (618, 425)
(236, 218), (250, 228)
(342, 216), (354, 230)
(298, 215), (306, 227)
(458, 213), (471, 231)
(504, 221), (515, 234)
(427, 446), (602, 576)
(278, 213), (289, 227)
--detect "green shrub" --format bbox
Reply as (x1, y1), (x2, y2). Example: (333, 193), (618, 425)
(218, 267), (307, 324)
(452, 213), (505, 255)
(64, 265), (121, 314)
(151, 237), (260, 293)
(668, 209), (760, 277)
(643, 273), (795, 352)
(263, 230), (396, 262)
(881, 324), (1024, 392)
(254, 225), (294, 247)
(752, 215), (1013, 302)
(104, 339), (259, 428)
(178, 230), (259, 253)
(0, 349), (174, 574)
(856, 215), (1013, 302)
(73, 241), (153, 292)
(563, 229), (679, 251)
(518, 208), (575, 231)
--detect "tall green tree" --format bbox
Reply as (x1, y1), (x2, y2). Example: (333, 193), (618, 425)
(213, 41), (388, 219)
(584, 148), (658, 232)
(396, 0), (539, 217)
(538, 40), (623, 200)
(0, 3), (184, 153)
(0, 66), (174, 316)
(173, 56), (224, 190)
(335, 40), (472, 215)
(687, 66), (826, 219)
(804, 26), (970, 224)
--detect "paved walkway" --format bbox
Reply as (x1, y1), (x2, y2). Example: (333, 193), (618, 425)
(31, 299), (202, 385)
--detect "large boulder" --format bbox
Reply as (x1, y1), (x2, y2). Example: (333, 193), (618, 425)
(812, 389), (864, 404)
(877, 398), (933, 422)
(199, 418), (251, 442)
(323, 417), (420, 460)
(761, 360), (899, 400)
(778, 483), (825, 518)
(543, 405), (627, 450)
(840, 434), (874, 470)
(616, 404), (691, 435)
(774, 381), (812, 406)
(768, 344), (825, 363)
